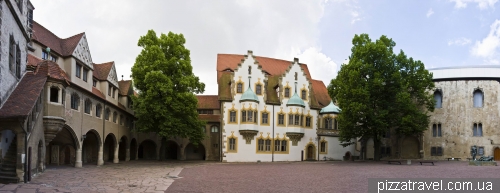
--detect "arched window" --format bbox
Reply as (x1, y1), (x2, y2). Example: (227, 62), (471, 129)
(473, 89), (483, 108)
(256, 84), (262, 95)
(96, 104), (102, 118)
(50, 86), (59, 103)
(434, 90), (442, 108)
(84, 99), (92, 114)
(105, 108), (110, 120)
(301, 90), (307, 100)
(324, 118), (333, 129)
(70, 93), (79, 110)
(284, 88), (290, 98)
(211, 126), (219, 133)
(237, 83), (243, 93)
(113, 111), (117, 123)
(473, 123), (483, 136)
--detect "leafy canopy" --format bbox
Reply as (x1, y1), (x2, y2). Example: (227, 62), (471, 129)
(131, 30), (205, 144)
(328, 34), (435, 159)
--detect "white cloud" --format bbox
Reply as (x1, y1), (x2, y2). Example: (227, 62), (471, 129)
(449, 0), (498, 9)
(426, 8), (434, 18)
(290, 47), (338, 84)
(471, 20), (500, 59)
(30, 0), (329, 95)
(332, 0), (362, 24)
(448, 37), (472, 45)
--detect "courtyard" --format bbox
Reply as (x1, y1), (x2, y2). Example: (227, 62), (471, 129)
(0, 160), (498, 193)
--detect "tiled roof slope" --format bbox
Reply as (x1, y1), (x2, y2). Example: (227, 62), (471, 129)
(0, 74), (46, 118)
(35, 60), (71, 85)
(217, 53), (330, 108)
(197, 95), (220, 109)
(93, 62), (113, 80)
(27, 54), (43, 67)
(118, 80), (132, 96)
(198, 114), (220, 122)
(31, 21), (84, 57)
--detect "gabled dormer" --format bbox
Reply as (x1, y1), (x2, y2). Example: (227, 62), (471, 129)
(93, 61), (119, 101)
(71, 34), (93, 70)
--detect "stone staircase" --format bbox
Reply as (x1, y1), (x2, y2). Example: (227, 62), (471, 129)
(0, 137), (19, 184)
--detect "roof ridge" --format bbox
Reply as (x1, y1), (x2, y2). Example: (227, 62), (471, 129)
(217, 53), (309, 66)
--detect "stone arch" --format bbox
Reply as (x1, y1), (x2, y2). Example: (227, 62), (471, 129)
(103, 133), (117, 162)
(82, 129), (101, 165)
(185, 143), (206, 160)
(344, 151), (351, 161)
(118, 136), (128, 161)
(138, 140), (157, 160)
(130, 138), (138, 160)
(47, 125), (80, 166)
(401, 136), (419, 159)
(304, 142), (316, 161)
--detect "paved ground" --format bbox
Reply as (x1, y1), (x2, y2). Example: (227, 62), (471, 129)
(168, 160), (500, 193)
(0, 160), (498, 193)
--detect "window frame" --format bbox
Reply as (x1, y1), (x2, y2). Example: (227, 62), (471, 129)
(70, 93), (80, 110)
(75, 63), (82, 78)
(84, 99), (92, 114)
(434, 90), (442, 108)
(473, 89), (484, 108)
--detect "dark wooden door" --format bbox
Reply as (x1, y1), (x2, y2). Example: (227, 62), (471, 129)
(307, 146), (313, 159)
(64, 147), (70, 164)
(494, 148), (500, 161)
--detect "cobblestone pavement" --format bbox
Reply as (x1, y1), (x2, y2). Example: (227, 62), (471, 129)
(0, 160), (210, 193)
(168, 160), (500, 193)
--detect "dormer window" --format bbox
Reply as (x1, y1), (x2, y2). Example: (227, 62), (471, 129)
(83, 68), (88, 82)
(50, 55), (57, 62)
(112, 88), (116, 98)
(42, 50), (49, 60)
(108, 85), (112, 96)
(75, 63), (82, 78)
(93, 79), (97, 87)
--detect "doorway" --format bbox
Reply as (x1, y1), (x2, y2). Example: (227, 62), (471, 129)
(494, 147), (500, 161)
(307, 145), (314, 160)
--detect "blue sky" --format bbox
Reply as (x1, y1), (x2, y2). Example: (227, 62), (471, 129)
(31, 0), (500, 95)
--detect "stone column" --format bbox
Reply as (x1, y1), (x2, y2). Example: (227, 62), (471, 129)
(97, 146), (104, 166)
(113, 144), (119, 163)
(179, 145), (186, 160)
(125, 148), (130, 161)
(16, 132), (26, 183)
(75, 148), (82, 168)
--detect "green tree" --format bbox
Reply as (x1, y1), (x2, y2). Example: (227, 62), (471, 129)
(328, 34), (435, 160)
(131, 30), (205, 144)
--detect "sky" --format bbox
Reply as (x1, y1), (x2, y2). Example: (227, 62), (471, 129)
(31, 0), (500, 95)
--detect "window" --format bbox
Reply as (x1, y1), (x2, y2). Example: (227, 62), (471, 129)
(278, 113), (285, 125)
(50, 55), (57, 62)
(473, 89), (483, 108)
(284, 88), (290, 98)
(241, 109), (257, 123)
(113, 111), (117, 123)
(70, 93), (79, 110)
(93, 79), (97, 87)
(83, 68), (88, 82)
(15, 45), (21, 78)
(105, 108), (110, 120)
(432, 124), (442, 137)
(301, 90), (307, 100)
(473, 123), (483, 136)
(9, 35), (16, 76)
(248, 66), (251, 74)
(257, 139), (272, 152)
(262, 112), (268, 124)
(434, 90), (442, 108)
(84, 99), (91, 114)
(431, 147), (443, 156)
(256, 84), (262, 95)
(237, 83), (243, 93)
(288, 113), (303, 126)
(324, 117), (333, 129)
(320, 141), (327, 153)
(274, 140), (287, 152)
(334, 118), (338, 130)
(198, 110), (214, 114)
(229, 111), (237, 123)
(75, 63), (82, 78)
(211, 126), (219, 133)
(120, 115), (124, 125)
(108, 85), (112, 96)
(113, 88), (116, 98)
(305, 116), (312, 127)
(229, 138), (236, 152)
(96, 104), (102, 118)
(478, 147), (484, 156)
(50, 86), (59, 103)
(42, 50), (48, 60)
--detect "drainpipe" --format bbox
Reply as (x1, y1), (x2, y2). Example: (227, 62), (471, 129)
(272, 104), (275, 162)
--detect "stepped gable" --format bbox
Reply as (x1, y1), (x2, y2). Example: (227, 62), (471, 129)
(93, 61), (114, 80)
(216, 53), (330, 108)
(31, 21), (84, 57)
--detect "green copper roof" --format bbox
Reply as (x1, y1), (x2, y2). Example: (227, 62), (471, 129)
(320, 101), (341, 114)
(286, 92), (306, 107)
(240, 86), (259, 103)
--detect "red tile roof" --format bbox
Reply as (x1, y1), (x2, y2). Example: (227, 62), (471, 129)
(27, 54), (43, 67)
(34, 60), (71, 85)
(0, 72), (47, 118)
(92, 87), (106, 99)
(311, 80), (331, 106)
(31, 21), (84, 57)
(93, 62), (113, 80)
(118, 80), (132, 96)
(198, 114), (220, 122)
(217, 54), (312, 81)
(197, 95), (220, 109)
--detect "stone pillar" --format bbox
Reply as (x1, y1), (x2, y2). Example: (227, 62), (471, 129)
(97, 146), (104, 166)
(179, 145), (186, 160)
(51, 145), (59, 165)
(135, 148), (139, 160)
(16, 133), (25, 183)
(113, 144), (119, 163)
(125, 148), (130, 161)
(75, 148), (82, 168)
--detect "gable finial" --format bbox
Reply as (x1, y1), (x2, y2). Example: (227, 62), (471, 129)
(122, 75), (124, 81)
